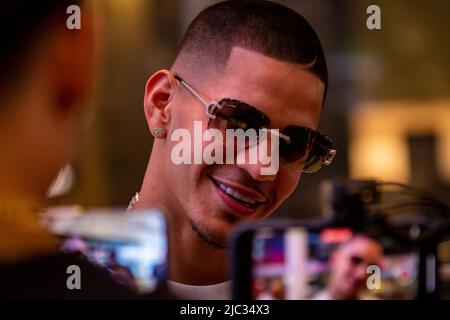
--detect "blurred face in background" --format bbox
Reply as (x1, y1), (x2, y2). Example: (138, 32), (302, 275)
(328, 236), (383, 299)
(151, 47), (325, 248)
(0, 2), (99, 199)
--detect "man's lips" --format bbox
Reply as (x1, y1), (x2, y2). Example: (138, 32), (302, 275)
(209, 175), (267, 203)
(209, 175), (267, 217)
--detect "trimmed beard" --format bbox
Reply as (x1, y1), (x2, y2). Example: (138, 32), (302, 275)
(189, 219), (228, 249)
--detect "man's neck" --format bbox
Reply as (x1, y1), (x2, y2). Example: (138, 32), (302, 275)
(167, 223), (228, 285)
(137, 157), (228, 285)
(0, 116), (50, 201)
(0, 156), (46, 204)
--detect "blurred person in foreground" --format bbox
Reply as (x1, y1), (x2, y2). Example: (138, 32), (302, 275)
(129, 0), (335, 299)
(0, 1), (161, 299)
(312, 234), (383, 300)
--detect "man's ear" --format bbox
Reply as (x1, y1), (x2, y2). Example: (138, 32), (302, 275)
(143, 70), (176, 134)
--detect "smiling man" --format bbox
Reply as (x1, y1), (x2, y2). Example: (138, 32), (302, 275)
(131, 0), (335, 299)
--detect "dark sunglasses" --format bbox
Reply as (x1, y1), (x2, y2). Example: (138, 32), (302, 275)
(174, 74), (336, 173)
(350, 255), (377, 267)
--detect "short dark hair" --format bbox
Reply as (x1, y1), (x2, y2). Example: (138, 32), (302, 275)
(0, 1), (80, 95)
(176, 0), (328, 97)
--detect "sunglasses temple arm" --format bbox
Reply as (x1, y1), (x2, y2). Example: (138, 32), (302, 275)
(323, 149), (337, 166)
(177, 78), (210, 107)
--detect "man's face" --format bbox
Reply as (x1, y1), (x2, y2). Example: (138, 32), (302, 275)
(330, 237), (383, 299)
(165, 47), (324, 247)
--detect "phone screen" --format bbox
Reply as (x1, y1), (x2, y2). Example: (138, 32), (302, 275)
(44, 208), (168, 294)
(250, 227), (419, 300)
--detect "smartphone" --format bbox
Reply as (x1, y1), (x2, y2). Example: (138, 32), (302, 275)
(231, 220), (420, 300)
(43, 208), (168, 294)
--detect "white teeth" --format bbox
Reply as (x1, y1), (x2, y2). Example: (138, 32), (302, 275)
(218, 183), (257, 205)
(233, 191), (257, 204)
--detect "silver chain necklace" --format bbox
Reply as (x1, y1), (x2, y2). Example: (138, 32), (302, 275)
(127, 192), (140, 211)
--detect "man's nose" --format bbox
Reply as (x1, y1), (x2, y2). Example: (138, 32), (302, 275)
(234, 135), (279, 181)
(235, 157), (278, 182)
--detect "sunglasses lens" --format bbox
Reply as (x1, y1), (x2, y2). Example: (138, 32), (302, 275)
(302, 134), (334, 173)
(350, 256), (364, 265)
(279, 126), (334, 173)
(209, 99), (270, 147)
(204, 97), (335, 173)
(279, 126), (312, 168)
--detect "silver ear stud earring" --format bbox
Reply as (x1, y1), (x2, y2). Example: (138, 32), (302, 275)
(153, 127), (166, 139)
